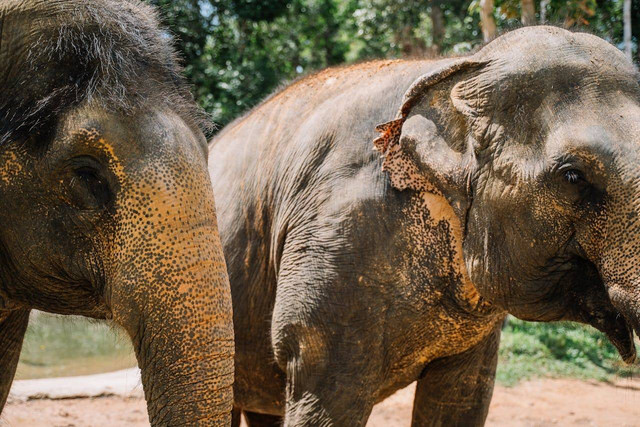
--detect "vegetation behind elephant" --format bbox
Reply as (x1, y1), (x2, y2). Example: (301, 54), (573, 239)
(0, 1), (234, 424)
(210, 26), (640, 426)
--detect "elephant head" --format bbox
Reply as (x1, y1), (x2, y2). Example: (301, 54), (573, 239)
(0, 0), (234, 423)
(376, 26), (640, 363)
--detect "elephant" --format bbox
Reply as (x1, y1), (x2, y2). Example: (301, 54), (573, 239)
(209, 26), (640, 426)
(0, 0), (234, 424)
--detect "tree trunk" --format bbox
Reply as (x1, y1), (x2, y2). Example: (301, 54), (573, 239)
(540, 0), (549, 23)
(431, 2), (445, 54)
(480, 0), (497, 43)
(521, 0), (536, 26)
(624, 0), (632, 61)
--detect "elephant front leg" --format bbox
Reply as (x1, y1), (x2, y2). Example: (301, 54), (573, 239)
(411, 323), (502, 427)
(273, 284), (384, 425)
(0, 308), (30, 412)
(282, 344), (380, 427)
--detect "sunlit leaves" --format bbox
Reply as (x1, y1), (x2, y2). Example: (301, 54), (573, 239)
(145, 0), (638, 134)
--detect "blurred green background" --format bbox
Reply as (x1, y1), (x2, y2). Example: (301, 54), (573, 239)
(143, 0), (639, 132)
(16, 313), (134, 379)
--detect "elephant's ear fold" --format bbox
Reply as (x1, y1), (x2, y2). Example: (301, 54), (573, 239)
(374, 117), (444, 195)
(374, 58), (488, 199)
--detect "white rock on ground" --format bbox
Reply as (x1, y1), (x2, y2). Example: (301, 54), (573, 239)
(7, 368), (143, 403)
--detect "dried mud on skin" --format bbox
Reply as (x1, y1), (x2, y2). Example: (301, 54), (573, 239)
(4, 378), (640, 426)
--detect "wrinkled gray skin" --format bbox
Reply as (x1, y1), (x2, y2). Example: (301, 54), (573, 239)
(210, 27), (640, 426)
(0, 1), (234, 424)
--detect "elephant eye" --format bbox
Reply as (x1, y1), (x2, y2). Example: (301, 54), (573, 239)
(559, 166), (604, 206)
(65, 157), (113, 210)
(73, 167), (111, 208)
(564, 169), (585, 185)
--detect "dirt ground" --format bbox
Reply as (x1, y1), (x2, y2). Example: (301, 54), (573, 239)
(3, 377), (640, 426)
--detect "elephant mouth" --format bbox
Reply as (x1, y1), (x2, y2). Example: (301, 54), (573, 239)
(601, 286), (639, 365)
(516, 256), (637, 364)
(600, 310), (636, 364)
(571, 258), (637, 364)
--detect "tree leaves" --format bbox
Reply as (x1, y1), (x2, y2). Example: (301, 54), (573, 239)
(144, 0), (638, 134)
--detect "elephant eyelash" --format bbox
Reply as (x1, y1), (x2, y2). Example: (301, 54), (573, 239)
(556, 165), (606, 207)
(563, 169), (585, 185)
(554, 160), (589, 186)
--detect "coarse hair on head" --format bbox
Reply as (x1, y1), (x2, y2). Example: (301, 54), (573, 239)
(0, 0), (211, 146)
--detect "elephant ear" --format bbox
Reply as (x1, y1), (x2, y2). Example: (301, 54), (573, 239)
(374, 58), (490, 206)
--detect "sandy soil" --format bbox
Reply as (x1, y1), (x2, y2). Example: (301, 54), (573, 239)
(4, 377), (640, 426)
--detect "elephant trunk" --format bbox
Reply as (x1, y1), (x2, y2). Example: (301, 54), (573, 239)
(107, 160), (234, 425)
(598, 196), (640, 362)
(602, 263), (640, 339)
(112, 224), (234, 425)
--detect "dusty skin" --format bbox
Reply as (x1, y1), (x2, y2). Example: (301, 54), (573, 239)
(3, 378), (640, 426)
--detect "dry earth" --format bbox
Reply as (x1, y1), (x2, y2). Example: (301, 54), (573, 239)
(4, 376), (640, 426)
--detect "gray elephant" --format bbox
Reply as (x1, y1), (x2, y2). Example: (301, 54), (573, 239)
(0, 1), (234, 424)
(210, 26), (640, 426)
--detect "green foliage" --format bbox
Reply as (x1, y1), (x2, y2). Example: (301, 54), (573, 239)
(144, 0), (637, 131)
(219, 0), (292, 22)
(497, 318), (640, 386)
(147, 0), (351, 130)
(17, 313), (134, 379)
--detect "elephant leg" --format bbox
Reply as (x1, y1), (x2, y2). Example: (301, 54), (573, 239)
(0, 308), (30, 412)
(244, 410), (283, 427)
(274, 286), (382, 425)
(272, 242), (386, 426)
(282, 355), (377, 427)
(231, 407), (243, 427)
(411, 322), (502, 427)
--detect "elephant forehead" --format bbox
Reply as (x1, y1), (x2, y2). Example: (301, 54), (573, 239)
(61, 103), (206, 164)
(461, 27), (640, 109)
(543, 98), (640, 161)
(450, 38), (640, 151)
(456, 61), (639, 110)
(477, 26), (634, 74)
